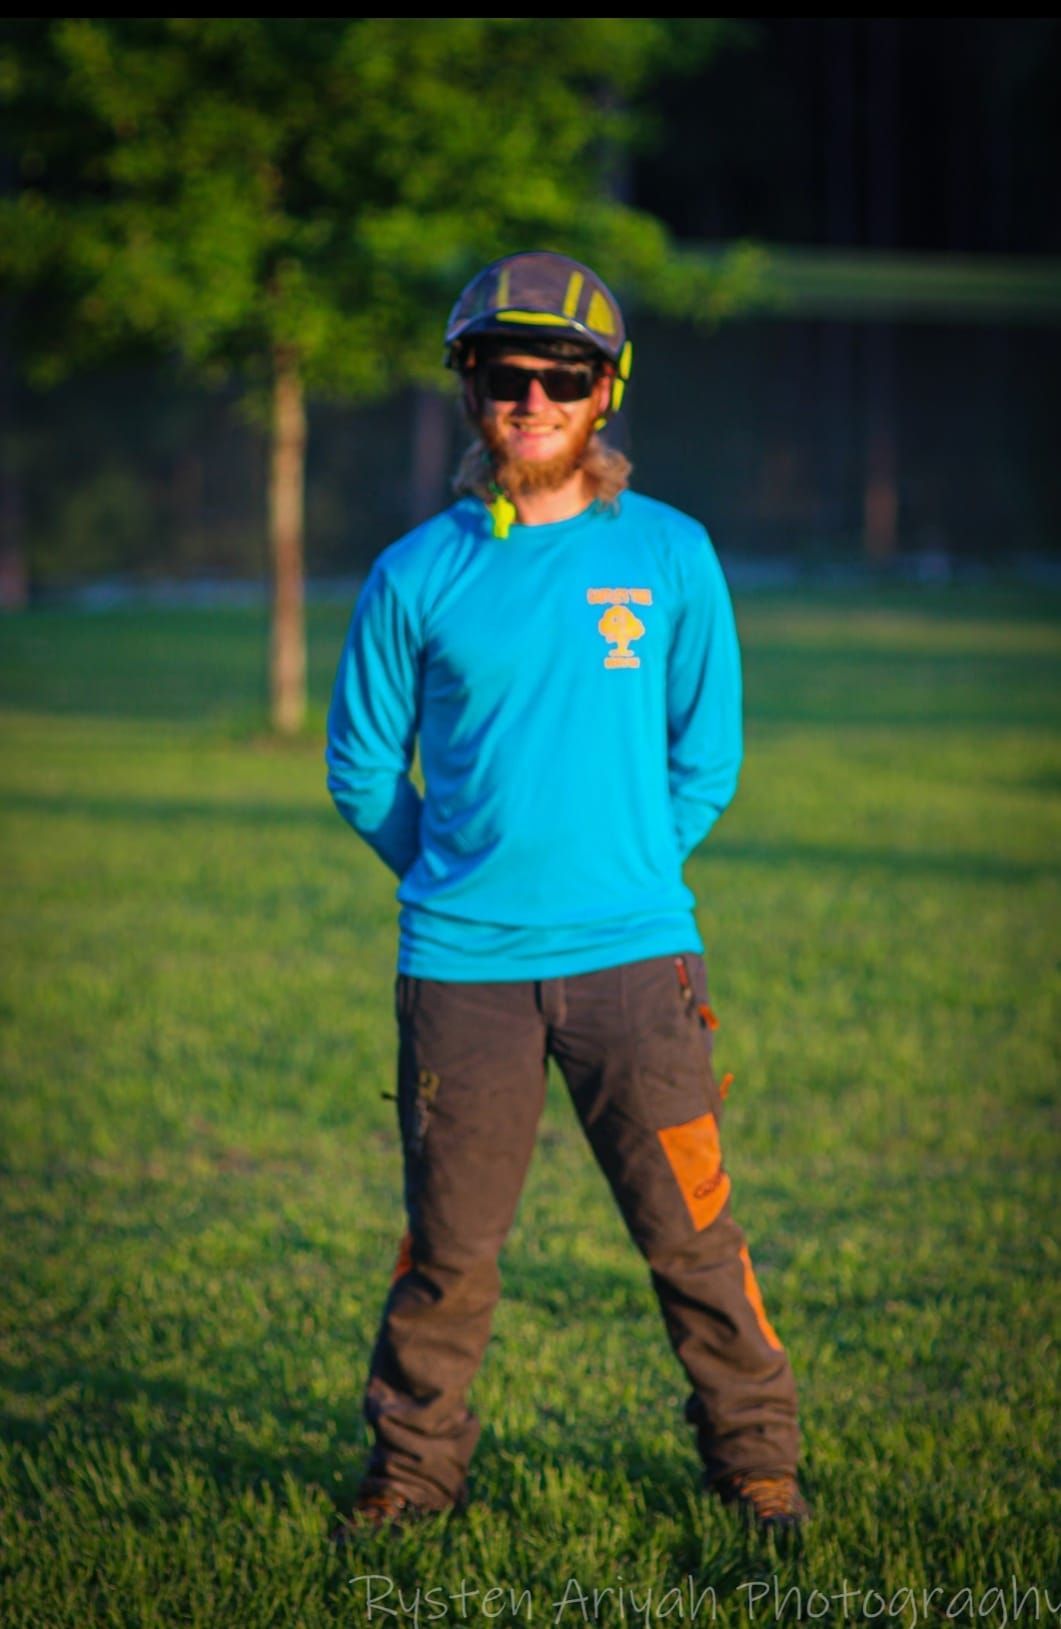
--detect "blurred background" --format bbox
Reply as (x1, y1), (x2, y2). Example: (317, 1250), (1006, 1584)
(2, 17), (1059, 609)
(3, 26), (1059, 1614)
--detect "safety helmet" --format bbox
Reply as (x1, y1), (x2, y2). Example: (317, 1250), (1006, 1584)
(444, 250), (633, 419)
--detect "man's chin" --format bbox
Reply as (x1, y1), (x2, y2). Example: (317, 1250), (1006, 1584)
(483, 425), (595, 496)
(500, 449), (583, 495)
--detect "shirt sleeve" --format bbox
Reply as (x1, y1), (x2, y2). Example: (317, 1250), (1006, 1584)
(667, 529), (743, 859)
(325, 562), (424, 878)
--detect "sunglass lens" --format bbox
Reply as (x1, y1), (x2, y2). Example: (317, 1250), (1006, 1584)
(482, 363), (593, 403)
(483, 364), (531, 401)
(544, 367), (593, 402)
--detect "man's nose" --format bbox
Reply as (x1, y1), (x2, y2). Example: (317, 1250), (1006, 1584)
(517, 376), (550, 410)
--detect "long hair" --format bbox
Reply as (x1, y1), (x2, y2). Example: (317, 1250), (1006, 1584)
(452, 434), (632, 509)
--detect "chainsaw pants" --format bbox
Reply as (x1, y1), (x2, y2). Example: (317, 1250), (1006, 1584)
(362, 952), (800, 1510)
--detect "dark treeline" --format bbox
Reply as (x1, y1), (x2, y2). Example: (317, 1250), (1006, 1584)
(14, 315), (1059, 586)
(631, 17), (1060, 255)
(6, 17), (1060, 594)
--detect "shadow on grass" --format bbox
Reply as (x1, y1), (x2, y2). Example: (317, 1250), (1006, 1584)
(7, 789), (1057, 884)
(4, 788), (336, 831)
(0, 1348), (361, 1471)
(500, 1255), (651, 1319)
(703, 837), (1057, 884)
(0, 1350), (706, 1530)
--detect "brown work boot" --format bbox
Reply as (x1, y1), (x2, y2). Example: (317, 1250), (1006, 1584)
(329, 1481), (466, 1545)
(716, 1471), (811, 1533)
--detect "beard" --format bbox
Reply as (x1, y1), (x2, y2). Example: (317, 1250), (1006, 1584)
(480, 410), (596, 496)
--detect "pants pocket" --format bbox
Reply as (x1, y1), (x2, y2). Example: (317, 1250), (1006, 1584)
(626, 955), (731, 1233)
(628, 953), (721, 1126)
(657, 1111), (732, 1230)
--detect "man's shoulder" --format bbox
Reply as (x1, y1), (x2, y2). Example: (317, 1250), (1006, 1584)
(375, 498), (483, 575)
(366, 498), (485, 607)
(617, 489), (710, 547)
(614, 491), (729, 608)
(615, 491), (719, 586)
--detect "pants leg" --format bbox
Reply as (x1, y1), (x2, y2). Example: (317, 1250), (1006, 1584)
(364, 975), (547, 1509)
(550, 953), (801, 1485)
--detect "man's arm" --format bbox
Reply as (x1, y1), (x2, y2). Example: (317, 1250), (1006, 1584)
(667, 530), (743, 859)
(326, 562), (423, 878)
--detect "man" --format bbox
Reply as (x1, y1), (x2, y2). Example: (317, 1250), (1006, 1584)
(326, 251), (808, 1535)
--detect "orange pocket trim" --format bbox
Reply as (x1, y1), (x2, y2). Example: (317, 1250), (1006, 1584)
(698, 1002), (719, 1031)
(739, 1243), (784, 1351)
(391, 1230), (415, 1284)
(657, 1112), (731, 1230)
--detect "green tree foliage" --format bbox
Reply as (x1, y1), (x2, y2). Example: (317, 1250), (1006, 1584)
(1, 18), (758, 725)
(2, 18), (756, 385)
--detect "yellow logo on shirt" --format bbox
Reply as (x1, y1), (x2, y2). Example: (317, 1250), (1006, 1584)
(587, 587), (652, 669)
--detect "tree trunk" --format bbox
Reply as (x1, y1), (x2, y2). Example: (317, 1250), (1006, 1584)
(269, 346), (307, 734)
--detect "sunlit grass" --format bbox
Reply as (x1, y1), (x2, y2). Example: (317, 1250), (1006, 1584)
(1, 589), (1059, 1627)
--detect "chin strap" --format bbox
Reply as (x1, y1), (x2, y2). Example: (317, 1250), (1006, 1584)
(486, 484), (517, 540)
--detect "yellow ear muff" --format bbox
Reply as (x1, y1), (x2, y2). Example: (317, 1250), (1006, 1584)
(606, 341), (633, 418)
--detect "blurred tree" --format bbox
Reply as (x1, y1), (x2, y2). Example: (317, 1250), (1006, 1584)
(0, 17), (758, 730)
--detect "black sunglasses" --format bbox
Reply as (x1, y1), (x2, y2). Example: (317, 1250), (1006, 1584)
(479, 360), (597, 404)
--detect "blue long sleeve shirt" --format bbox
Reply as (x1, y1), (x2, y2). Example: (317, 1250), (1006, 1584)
(326, 491), (742, 980)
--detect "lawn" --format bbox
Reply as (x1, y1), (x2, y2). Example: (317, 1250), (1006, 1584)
(1, 588), (1058, 1628)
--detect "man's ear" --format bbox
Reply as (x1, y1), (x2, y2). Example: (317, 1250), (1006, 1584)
(593, 365), (616, 427)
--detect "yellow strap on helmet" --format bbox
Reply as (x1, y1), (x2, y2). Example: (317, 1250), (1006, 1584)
(493, 309), (572, 327)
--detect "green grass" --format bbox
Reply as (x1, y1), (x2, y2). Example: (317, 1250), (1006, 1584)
(1, 588), (1059, 1627)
